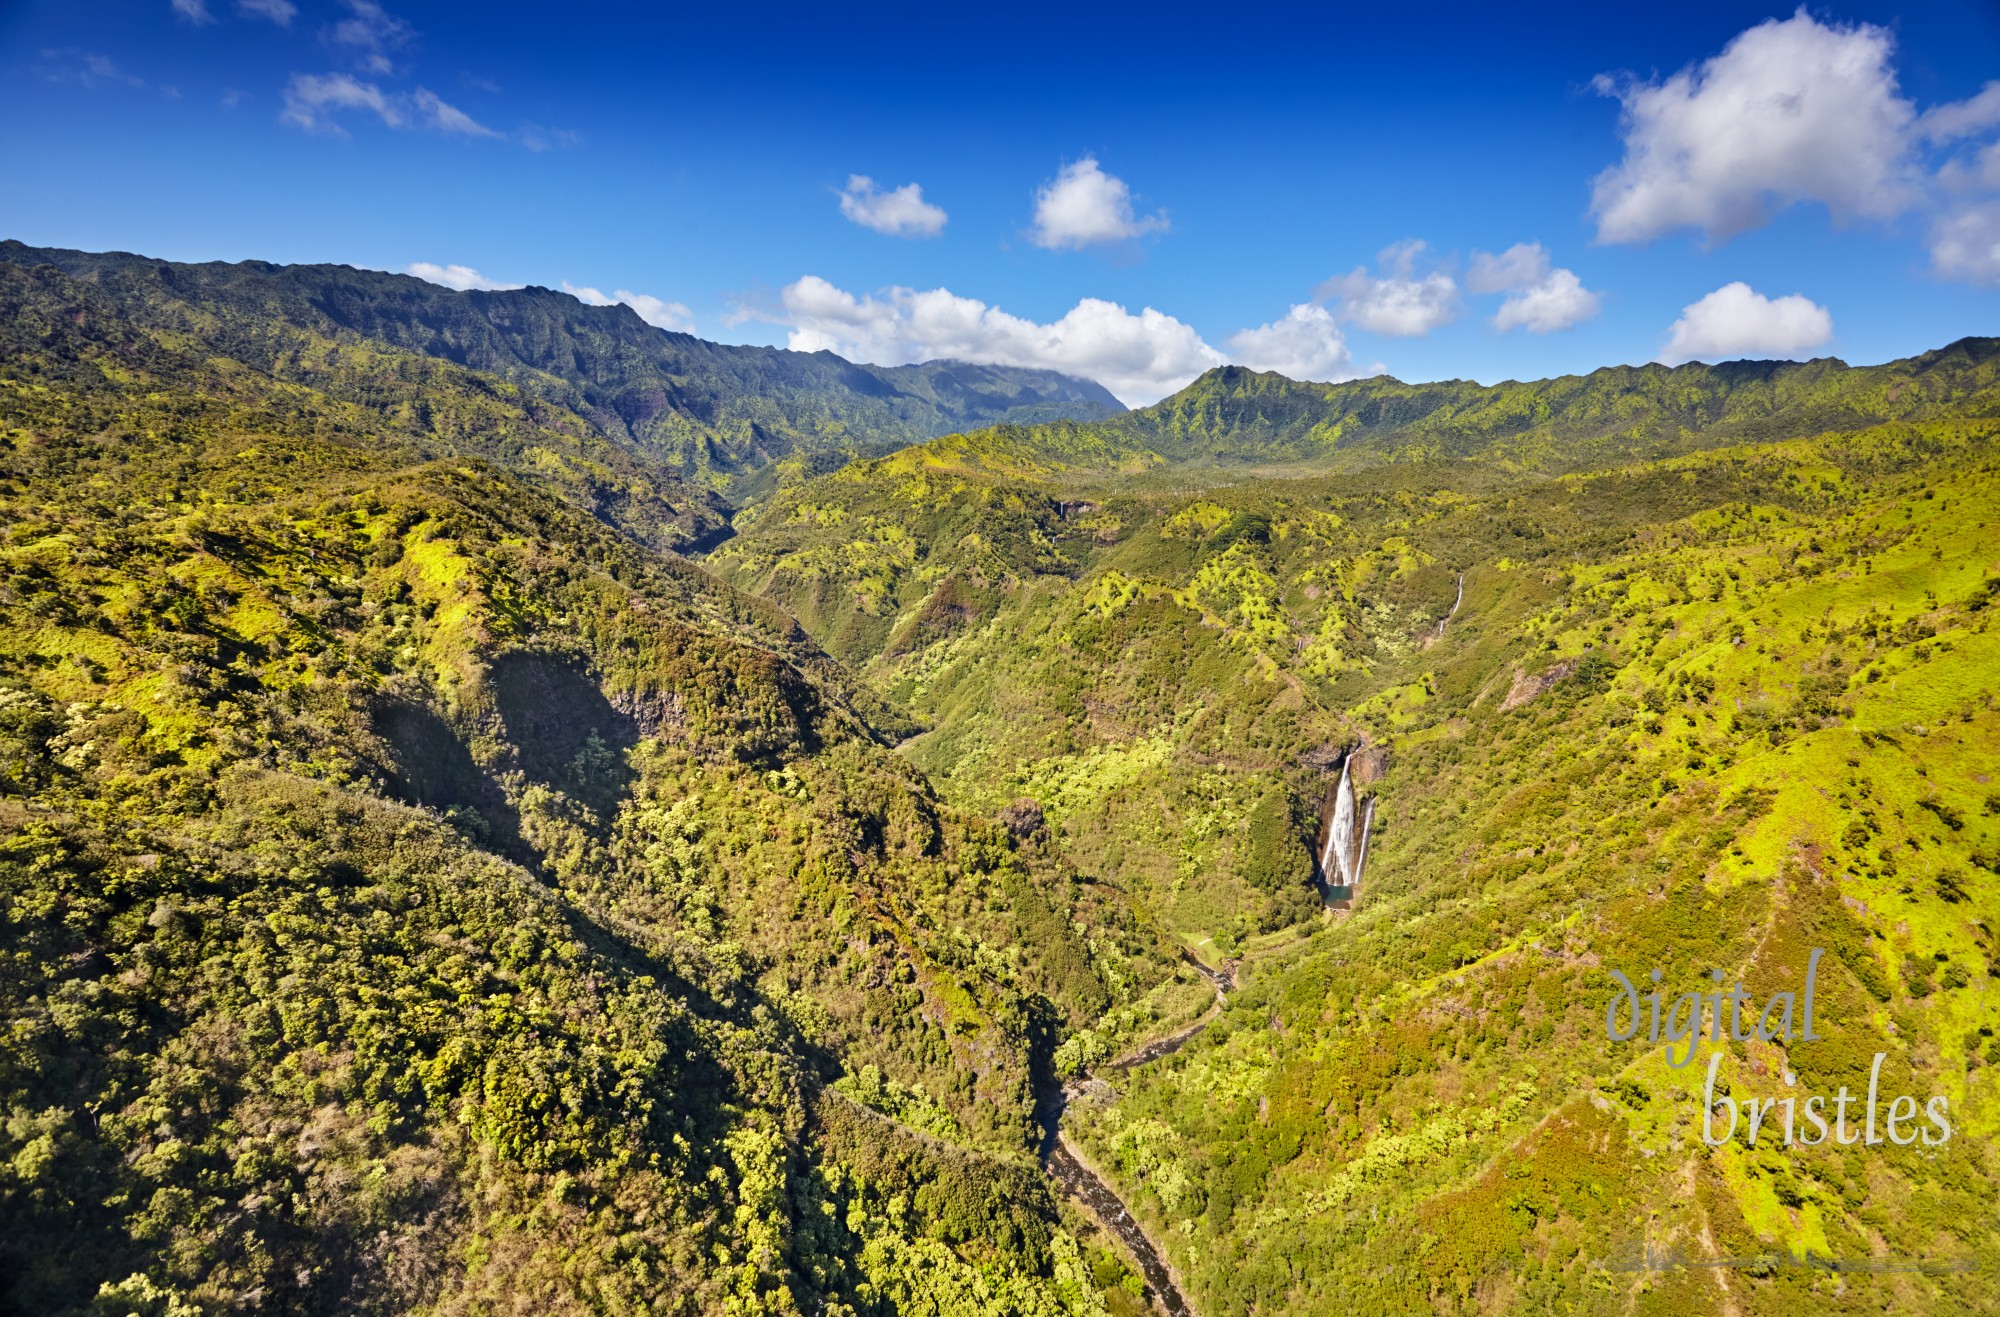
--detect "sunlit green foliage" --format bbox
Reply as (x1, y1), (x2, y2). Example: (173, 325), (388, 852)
(721, 351), (2000, 1313)
(8, 240), (2000, 1315)
(0, 258), (1162, 1314)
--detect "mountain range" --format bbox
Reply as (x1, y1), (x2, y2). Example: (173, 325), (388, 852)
(0, 241), (1124, 501)
(2, 244), (1995, 1317)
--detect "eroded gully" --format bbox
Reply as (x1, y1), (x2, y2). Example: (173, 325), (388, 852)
(1037, 958), (1236, 1317)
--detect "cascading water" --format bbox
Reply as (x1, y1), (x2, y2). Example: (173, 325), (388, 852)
(1316, 752), (1373, 892)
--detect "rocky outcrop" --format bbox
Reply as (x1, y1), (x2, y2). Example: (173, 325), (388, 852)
(1501, 659), (1577, 711)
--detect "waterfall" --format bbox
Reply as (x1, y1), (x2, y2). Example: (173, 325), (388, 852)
(1319, 757), (1351, 884)
(1312, 748), (1376, 880)
(1429, 571), (1466, 643)
(1353, 797), (1374, 885)
(1317, 754), (1372, 890)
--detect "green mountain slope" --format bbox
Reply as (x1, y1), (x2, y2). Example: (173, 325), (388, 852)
(1056, 424), (2000, 1314)
(714, 361), (2000, 1312)
(0, 242), (1125, 493)
(7, 233), (2000, 1316)
(708, 338), (2000, 682)
(0, 258), (735, 556)
(820, 339), (2000, 483)
(0, 262), (1176, 1315)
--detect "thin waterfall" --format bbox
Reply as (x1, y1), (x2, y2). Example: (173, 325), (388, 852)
(1353, 797), (1374, 885)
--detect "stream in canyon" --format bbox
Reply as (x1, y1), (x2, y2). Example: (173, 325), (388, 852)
(1038, 958), (1235, 1317)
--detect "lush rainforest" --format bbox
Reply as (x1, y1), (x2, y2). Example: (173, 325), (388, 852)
(3, 246), (1997, 1315)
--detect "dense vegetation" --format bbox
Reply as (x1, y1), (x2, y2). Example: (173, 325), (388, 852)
(0, 242), (1124, 498)
(4, 244), (1998, 1315)
(835, 344), (2000, 482)
(0, 255), (1175, 1314)
(717, 342), (2000, 1313)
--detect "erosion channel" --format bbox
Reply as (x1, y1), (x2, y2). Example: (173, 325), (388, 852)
(1038, 958), (1235, 1317)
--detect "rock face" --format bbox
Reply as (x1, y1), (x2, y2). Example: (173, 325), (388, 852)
(1315, 752), (1375, 893)
(1501, 658), (1577, 710)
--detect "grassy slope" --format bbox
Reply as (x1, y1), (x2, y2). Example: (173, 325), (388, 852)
(1064, 425), (2000, 1315)
(718, 377), (2000, 1312)
(0, 267), (1179, 1315)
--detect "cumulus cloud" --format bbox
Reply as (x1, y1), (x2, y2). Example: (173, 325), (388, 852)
(406, 262), (521, 292)
(1225, 304), (1372, 383)
(1466, 244), (1602, 334)
(171, 0), (214, 22)
(1465, 242), (1547, 294)
(1029, 157), (1169, 250)
(1589, 8), (2000, 288)
(1492, 269), (1602, 334)
(562, 282), (695, 332)
(837, 175), (947, 238)
(1929, 204), (2000, 286)
(1658, 282), (1833, 365)
(237, 0), (296, 23)
(772, 276), (1221, 405)
(1318, 240), (1460, 337)
(1591, 12), (1918, 245)
(280, 73), (493, 137)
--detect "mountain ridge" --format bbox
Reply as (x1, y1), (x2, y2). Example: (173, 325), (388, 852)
(862, 335), (2000, 482)
(0, 240), (1125, 493)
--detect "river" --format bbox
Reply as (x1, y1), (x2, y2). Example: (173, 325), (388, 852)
(1037, 957), (1235, 1317)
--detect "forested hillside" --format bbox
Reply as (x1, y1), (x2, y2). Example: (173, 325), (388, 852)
(825, 339), (2000, 481)
(0, 252), (1179, 1315)
(4, 241), (1998, 1316)
(716, 350), (2000, 1313)
(0, 242), (1124, 494)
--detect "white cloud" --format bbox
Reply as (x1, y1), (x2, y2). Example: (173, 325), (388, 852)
(281, 74), (493, 138)
(1658, 282), (1833, 365)
(413, 88), (499, 137)
(171, 0), (214, 21)
(407, 262), (521, 292)
(1591, 12), (1918, 246)
(773, 276), (1221, 405)
(1929, 204), (2000, 286)
(1589, 13), (2000, 285)
(1318, 239), (1460, 337)
(1225, 304), (1372, 383)
(1466, 243), (1603, 333)
(237, 0), (296, 23)
(1492, 269), (1602, 334)
(327, 0), (411, 75)
(837, 175), (947, 238)
(1465, 242), (1548, 294)
(562, 282), (695, 332)
(1029, 157), (1168, 250)
(281, 73), (399, 131)
(1919, 81), (2000, 144)
(621, 293), (696, 333)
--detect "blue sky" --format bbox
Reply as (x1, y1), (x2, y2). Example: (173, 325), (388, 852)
(2, 0), (1996, 403)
